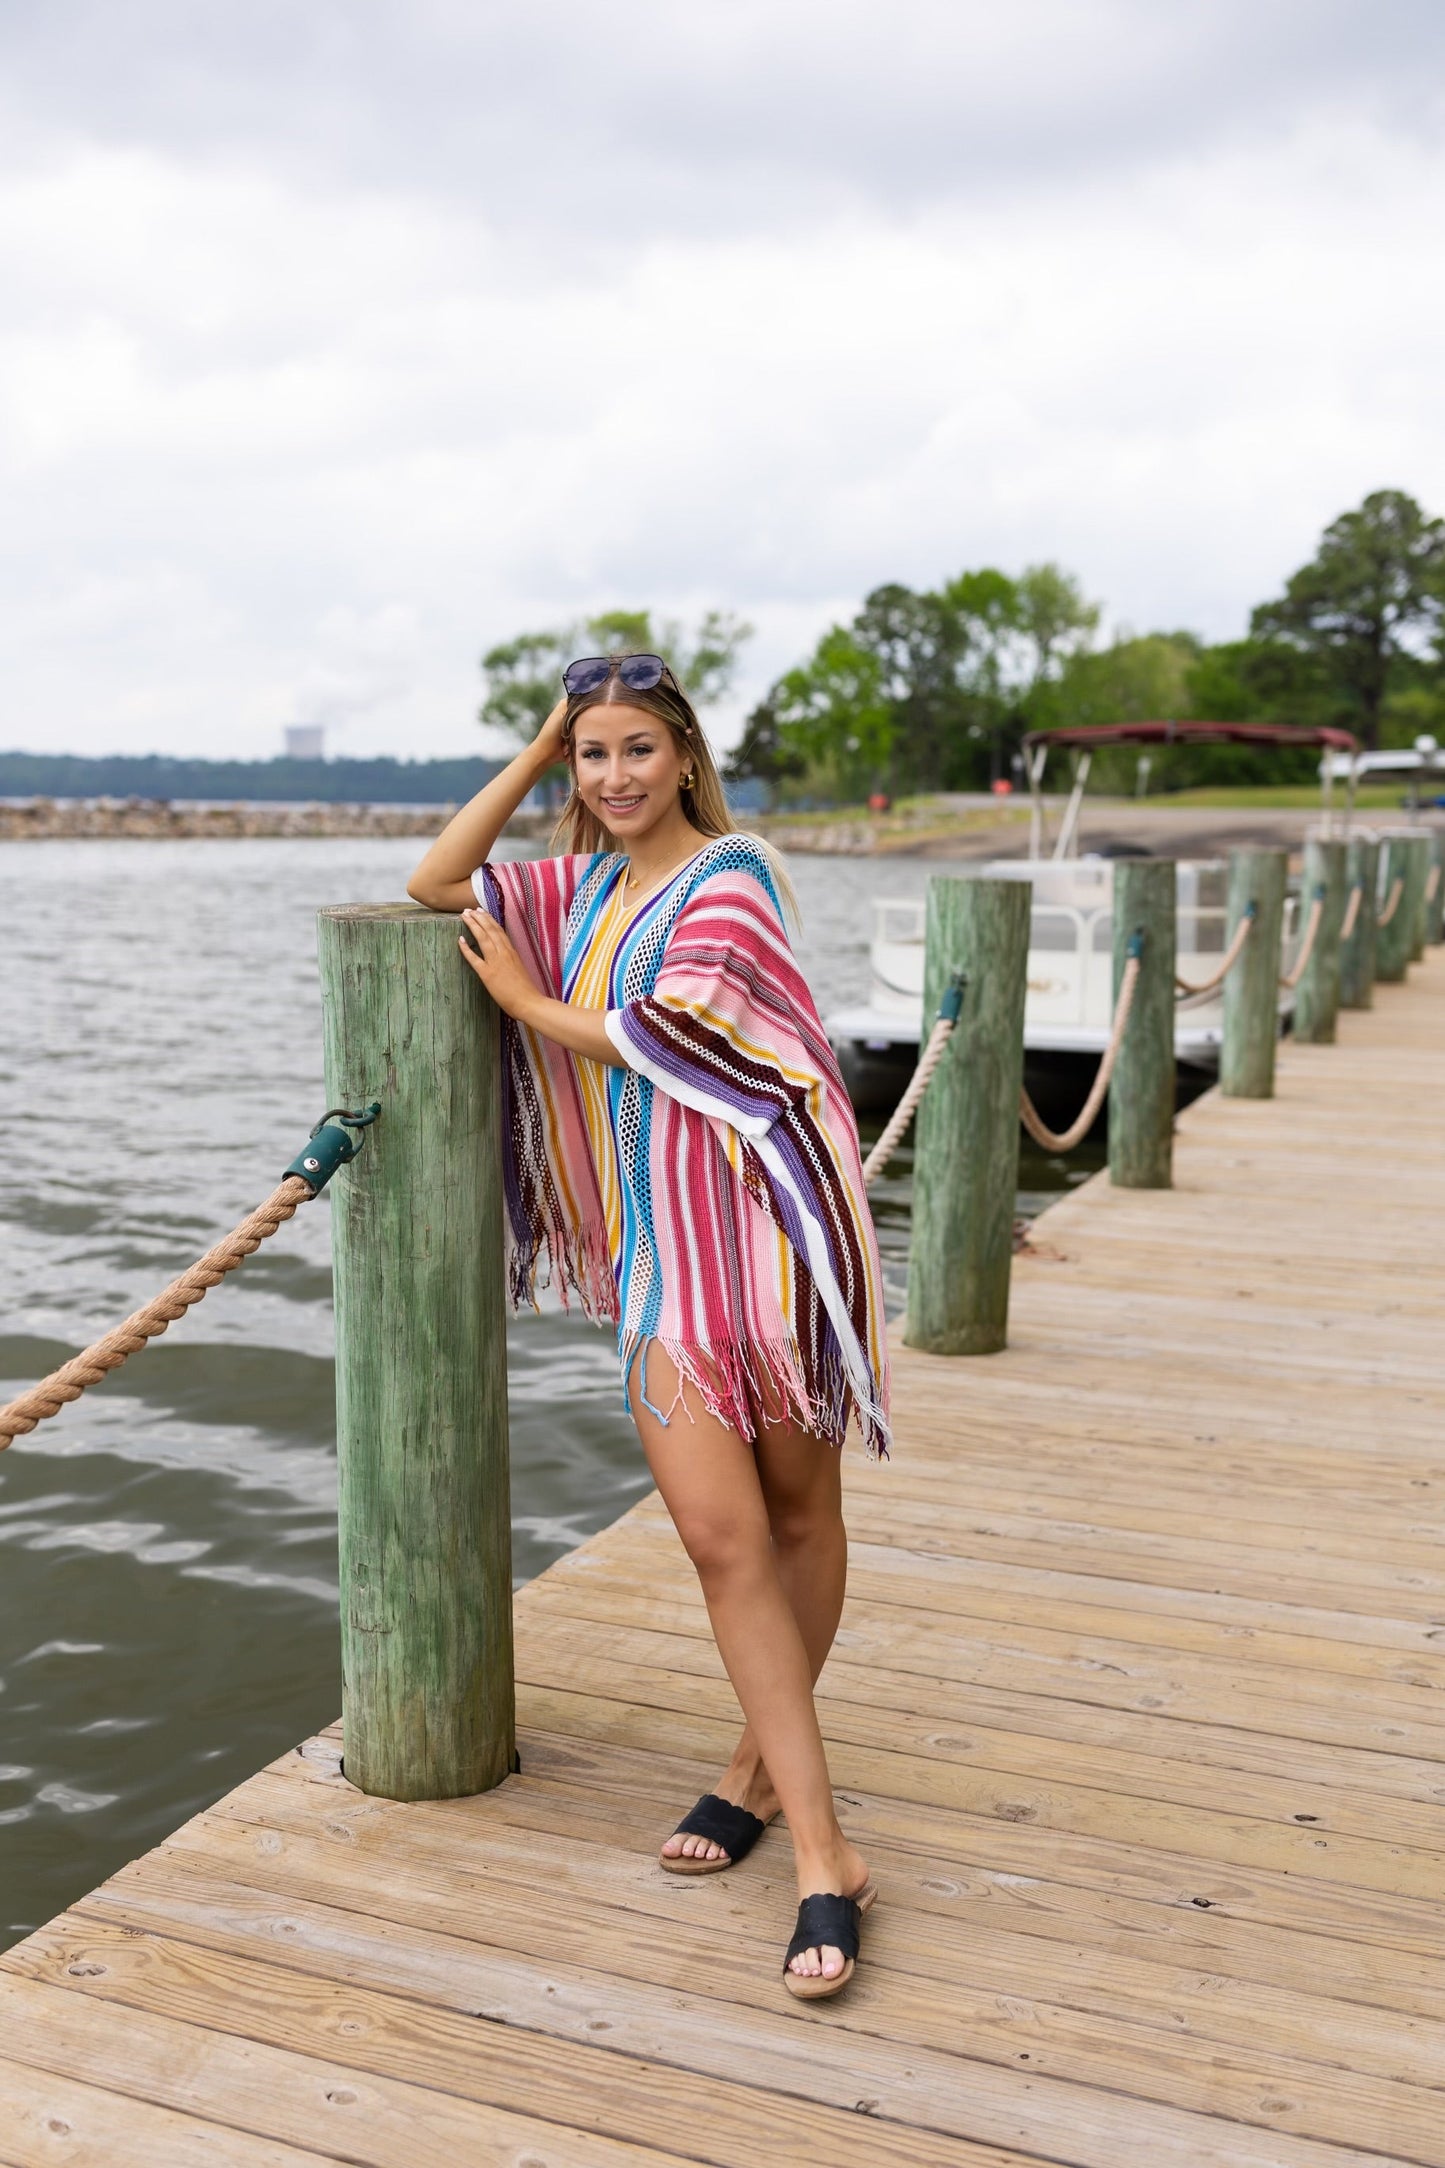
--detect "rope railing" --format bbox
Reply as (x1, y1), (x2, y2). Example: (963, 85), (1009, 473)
(862, 973), (965, 1185)
(1279, 887), (1325, 991)
(1376, 875), (1405, 928)
(1340, 882), (1362, 944)
(1175, 903), (1254, 998)
(0, 1106), (379, 1451)
(1019, 939), (1143, 1155)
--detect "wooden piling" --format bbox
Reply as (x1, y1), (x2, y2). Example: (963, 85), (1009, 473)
(1221, 845), (1291, 1101)
(1220, 847), (1286, 1098)
(1375, 834), (1416, 984)
(1108, 858), (1174, 1189)
(1291, 837), (1346, 1045)
(1339, 834), (1378, 1009)
(905, 875), (1030, 1356)
(1405, 834), (1431, 962)
(1428, 831), (1445, 946)
(317, 902), (514, 1801)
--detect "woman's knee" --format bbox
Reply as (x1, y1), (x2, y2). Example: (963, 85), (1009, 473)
(675, 1506), (771, 1587)
(767, 1491), (845, 1556)
(756, 1429), (843, 1553)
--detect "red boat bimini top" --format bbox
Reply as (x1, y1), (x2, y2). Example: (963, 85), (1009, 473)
(1022, 720), (1359, 756)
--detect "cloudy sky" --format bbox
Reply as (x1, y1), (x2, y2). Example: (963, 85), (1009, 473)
(2, 0), (1443, 762)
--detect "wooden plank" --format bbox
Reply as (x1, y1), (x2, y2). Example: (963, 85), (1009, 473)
(6, 1917), (1046, 2168)
(506, 1612), (1445, 1829)
(49, 1863), (1440, 2168)
(0, 2051), (331, 2168)
(529, 1551), (1445, 1738)
(254, 1725), (1445, 1966)
(196, 1769), (1445, 2047)
(512, 1594), (1445, 1805)
(0, 1974), (704, 2168)
(215, 1762), (1445, 2022)
(507, 1678), (1445, 1900)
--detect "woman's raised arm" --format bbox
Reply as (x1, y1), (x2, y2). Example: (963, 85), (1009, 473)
(406, 700), (568, 914)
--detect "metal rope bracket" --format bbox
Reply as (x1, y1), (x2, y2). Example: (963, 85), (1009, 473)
(284, 1103), (382, 1194)
(936, 969), (967, 1023)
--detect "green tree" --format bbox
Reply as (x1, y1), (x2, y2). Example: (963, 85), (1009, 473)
(1249, 489), (1445, 749)
(1014, 563), (1101, 686)
(767, 627), (893, 800)
(722, 692), (809, 791)
(1053, 631), (1200, 733)
(480, 608), (751, 745)
(729, 563), (1103, 802)
(852, 581), (980, 792)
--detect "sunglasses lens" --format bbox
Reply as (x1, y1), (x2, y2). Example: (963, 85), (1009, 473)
(618, 653), (666, 690)
(563, 657), (611, 696)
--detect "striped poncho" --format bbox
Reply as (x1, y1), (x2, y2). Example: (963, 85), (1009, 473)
(476, 834), (891, 1458)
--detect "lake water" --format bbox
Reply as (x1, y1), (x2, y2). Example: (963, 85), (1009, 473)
(0, 836), (1098, 1946)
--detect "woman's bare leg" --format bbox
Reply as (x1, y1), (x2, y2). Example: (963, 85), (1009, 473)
(661, 1413), (847, 1862)
(632, 1351), (866, 1980)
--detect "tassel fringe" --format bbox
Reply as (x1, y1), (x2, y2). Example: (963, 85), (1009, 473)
(619, 1328), (890, 1461)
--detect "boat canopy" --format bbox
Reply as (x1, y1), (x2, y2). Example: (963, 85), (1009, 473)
(1021, 720), (1358, 755)
(1020, 719), (1360, 858)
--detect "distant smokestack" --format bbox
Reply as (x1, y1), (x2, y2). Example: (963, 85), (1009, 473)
(284, 725), (326, 761)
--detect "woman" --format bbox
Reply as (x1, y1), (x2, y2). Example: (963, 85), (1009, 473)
(407, 651), (891, 1999)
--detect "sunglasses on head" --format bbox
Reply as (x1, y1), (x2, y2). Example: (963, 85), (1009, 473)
(562, 651), (669, 698)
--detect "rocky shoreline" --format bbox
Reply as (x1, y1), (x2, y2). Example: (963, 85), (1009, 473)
(0, 797), (555, 843)
(0, 793), (1363, 857)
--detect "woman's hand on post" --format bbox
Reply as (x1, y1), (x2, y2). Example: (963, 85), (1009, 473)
(459, 908), (541, 1022)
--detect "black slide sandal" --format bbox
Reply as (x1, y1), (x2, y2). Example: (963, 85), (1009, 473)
(658, 1792), (770, 1875)
(782, 1882), (878, 2000)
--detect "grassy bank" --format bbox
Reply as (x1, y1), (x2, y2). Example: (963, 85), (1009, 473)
(1152, 783), (1418, 810)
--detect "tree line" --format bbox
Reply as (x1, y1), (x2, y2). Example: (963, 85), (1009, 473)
(481, 490), (1445, 800)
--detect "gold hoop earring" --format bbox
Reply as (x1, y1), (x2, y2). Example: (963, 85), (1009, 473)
(680, 772), (695, 790)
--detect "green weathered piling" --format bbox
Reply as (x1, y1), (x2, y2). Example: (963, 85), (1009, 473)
(905, 876), (1030, 1357)
(1291, 838), (1346, 1045)
(1221, 848), (1286, 1099)
(318, 902), (514, 1801)
(1406, 834), (1431, 962)
(1375, 835), (1417, 984)
(1108, 859), (1175, 1190)
(1339, 836), (1378, 1009)
(1428, 832), (1445, 947)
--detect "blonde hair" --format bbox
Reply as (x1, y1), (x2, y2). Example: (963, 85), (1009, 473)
(550, 660), (798, 923)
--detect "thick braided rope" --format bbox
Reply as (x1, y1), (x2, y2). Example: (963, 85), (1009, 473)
(1339, 883), (1362, 944)
(1376, 875), (1405, 928)
(861, 1013), (957, 1184)
(1019, 953), (1141, 1156)
(1175, 911), (1252, 997)
(0, 1176), (313, 1450)
(1278, 892), (1325, 991)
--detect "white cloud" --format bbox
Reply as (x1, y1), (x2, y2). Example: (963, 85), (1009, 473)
(0, 3), (1443, 760)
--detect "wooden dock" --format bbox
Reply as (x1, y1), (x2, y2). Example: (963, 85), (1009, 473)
(3, 952), (1443, 2167)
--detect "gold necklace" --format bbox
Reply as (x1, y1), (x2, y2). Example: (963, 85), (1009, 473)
(622, 844), (695, 901)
